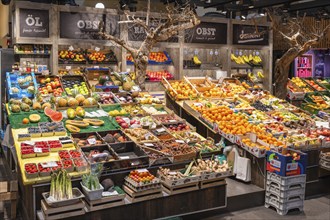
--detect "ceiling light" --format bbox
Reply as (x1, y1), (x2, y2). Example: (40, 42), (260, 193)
(282, 17), (287, 25)
(95, 3), (105, 8)
(322, 10), (328, 16)
(119, 0), (127, 9)
(205, 0), (212, 3)
(282, 3), (290, 13)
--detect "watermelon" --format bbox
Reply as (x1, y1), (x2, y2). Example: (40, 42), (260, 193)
(50, 112), (63, 122)
(44, 107), (56, 117)
(99, 75), (110, 85)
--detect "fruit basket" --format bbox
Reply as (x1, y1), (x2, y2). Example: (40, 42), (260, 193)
(6, 72), (37, 99)
(86, 49), (118, 65)
(98, 130), (132, 144)
(36, 75), (63, 97)
(60, 75), (91, 97)
(42, 188), (85, 208)
(109, 142), (149, 171)
(146, 70), (174, 82)
(124, 170), (161, 192)
(139, 143), (173, 166)
(161, 140), (196, 162)
(127, 51), (172, 65)
(123, 128), (159, 143)
(82, 144), (118, 165)
(162, 79), (199, 100)
(157, 167), (200, 187)
(58, 49), (86, 64)
(95, 92), (119, 106)
(303, 78), (327, 91)
(72, 132), (105, 148)
(25, 163), (39, 179)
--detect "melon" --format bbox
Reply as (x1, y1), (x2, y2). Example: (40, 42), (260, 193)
(29, 114), (41, 123)
(42, 102), (52, 109)
(58, 98), (68, 107)
(50, 112), (63, 122)
(44, 107), (56, 117)
(67, 97), (79, 107)
(32, 102), (42, 110)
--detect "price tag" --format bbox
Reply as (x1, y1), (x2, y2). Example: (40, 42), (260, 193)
(87, 138), (97, 145)
(145, 133), (151, 140)
(23, 141), (35, 146)
(156, 128), (166, 133)
(84, 112), (93, 117)
(65, 66), (71, 70)
(193, 103), (203, 107)
(175, 140), (185, 143)
(41, 161), (57, 168)
(119, 97), (126, 101)
(102, 191), (118, 197)
(93, 66), (99, 69)
(97, 110), (108, 117)
(168, 171), (177, 175)
(120, 156), (130, 159)
(42, 70), (50, 75)
(34, 147), (42, 153)
(169, 120), (177, 123)
(319, 135), (326, 140)
(144, 143), (154, 147)
(137, 168), (148, 173)
(68, 45), (74, 51)
(95, 47), (100, 52)
(133, 110), (139, 113)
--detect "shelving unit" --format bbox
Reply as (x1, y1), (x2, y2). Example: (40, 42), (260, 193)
(295, 54), (313, 78)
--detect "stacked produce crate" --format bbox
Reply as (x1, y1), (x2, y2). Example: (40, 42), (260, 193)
(265, 172), (306, 215)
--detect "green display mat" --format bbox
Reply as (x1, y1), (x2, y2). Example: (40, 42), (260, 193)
(64, 116), (120, 134)
(8, 112), (50, 129)
(100, 104), (122, 113)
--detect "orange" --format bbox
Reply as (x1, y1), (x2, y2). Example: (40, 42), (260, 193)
(22, 118), (29, 124)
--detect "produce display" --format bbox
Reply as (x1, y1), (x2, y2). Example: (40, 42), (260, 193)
(58, 50), (86, 64)
(61, 77), (90, 96)
(37, 77), (63, 96)
(87, 50), (117, 64)
(304, 79), (326, 91)
(146, 70), (173, 81)
(167, 80), (198, 100)
(124, 128), (158, 143)
(48, 169), (73, 201)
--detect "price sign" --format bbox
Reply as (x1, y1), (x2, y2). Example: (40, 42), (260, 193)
(144, 143), (154, 147)
(136, 168), (148, 173)
(65, 66), (72, 70)
(119, 156), (130, 159)
(95, 47), (100, 52)
(87, 138), (96, 145)
(156, 128), (166, 133)
(34, 147), (42, 153)
(169, 120), (177, 123)
(175, 140), (185, 143)
(40, 161), (58, 168)
(68, 45), (74, 51)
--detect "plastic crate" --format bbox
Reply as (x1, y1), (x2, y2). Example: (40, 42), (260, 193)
(265, 202), (303, 216)
(266, 191), (305, 203)
(6, 72), (37, 100)
(266, 172), (306, 186)
(266, 183), (305, 199)
(266, 180), (305, 191)
(265, 196), (304, 212)
(266, 149), (307, 176)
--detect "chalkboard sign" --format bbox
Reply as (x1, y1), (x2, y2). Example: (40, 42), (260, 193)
(127, 18), (178, 42)
(60, 12), (118, 40)
(184, 22), (227, 44)
(19, 9), (49, 38)
(233, 24), (269, 45)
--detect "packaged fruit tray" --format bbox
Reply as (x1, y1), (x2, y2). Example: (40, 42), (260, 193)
(81, 144), (118, 166)
(86, 49), (118, 64)
(123, 128), (159, 143)
(157, 168), (200, 187)
(60, 75), (91, 97)
(6, 72), (37, 100)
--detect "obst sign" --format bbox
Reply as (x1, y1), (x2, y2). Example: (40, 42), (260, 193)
(185, 22), (227, 44)
(19, 9), (49, 38)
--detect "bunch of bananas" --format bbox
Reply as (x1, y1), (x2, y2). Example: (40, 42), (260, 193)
(248, 71), (264, 82)
(193, 55), (202, 65)
(231, 53), (262, 65)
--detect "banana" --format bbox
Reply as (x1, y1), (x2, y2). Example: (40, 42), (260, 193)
(248, 54), (253, 61)
(257, 71), (264, 78)
(242, 55), (250, 63)
(129, 72), (136, 80)
(193, 55), (202, 65)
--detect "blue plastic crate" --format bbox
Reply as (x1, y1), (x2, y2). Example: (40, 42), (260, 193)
(266, 149), (307, 177)
(6, 72), (37, 100)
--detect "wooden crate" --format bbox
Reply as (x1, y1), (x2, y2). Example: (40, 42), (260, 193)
(200, 178), (226, 189)
(84, 194), (125, 212)
(39, 199), (85, 220)
(123, 185), (163, 203)
(162, 181), (199, 195)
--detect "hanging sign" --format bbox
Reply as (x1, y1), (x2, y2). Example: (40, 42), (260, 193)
(233, 24), (269, 45)
(127, 18), (178, 42)
(184, 22), (227, 44)
(60, 12), (118, 40)
(19, 9), (49, 38)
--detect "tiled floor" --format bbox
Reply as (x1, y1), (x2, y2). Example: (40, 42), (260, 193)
(203, 195), (330, 220)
